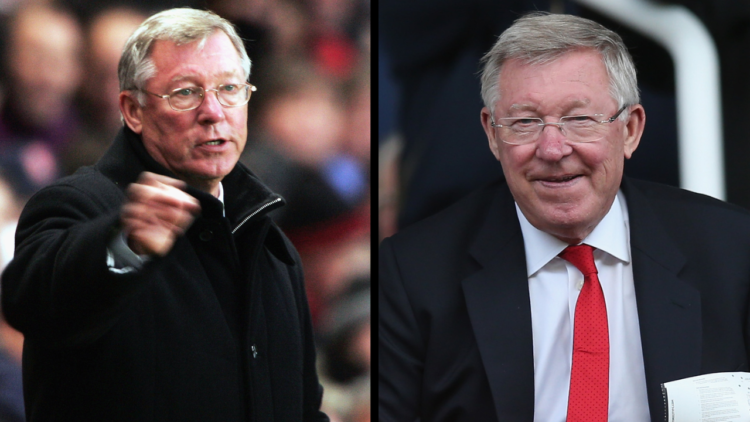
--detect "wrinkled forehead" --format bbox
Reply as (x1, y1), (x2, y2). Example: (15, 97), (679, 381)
(496, 50), (613, 106)
(149, 32), (244, 76)
(499, 48), (609, 81)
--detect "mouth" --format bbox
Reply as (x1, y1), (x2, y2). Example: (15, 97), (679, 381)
(201, 139), (226, 146)
(195, 138), (231, 150)
(546, 174), (580, 182)
(535, 174), (583, 187)
(194, 138), (231, 155)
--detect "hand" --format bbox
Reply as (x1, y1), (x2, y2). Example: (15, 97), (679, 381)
(121, 172), (201, 257)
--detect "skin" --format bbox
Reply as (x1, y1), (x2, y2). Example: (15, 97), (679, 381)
(120, 30), (248, 196)
(480, 49), (646, 244)
(120, 171), (200, 256)
(119, 30), (250, 256)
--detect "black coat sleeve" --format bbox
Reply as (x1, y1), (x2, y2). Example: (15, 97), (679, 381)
(1, 174), (151, 348)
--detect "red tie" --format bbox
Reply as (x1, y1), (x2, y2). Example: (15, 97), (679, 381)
(559, 244), (609, 422)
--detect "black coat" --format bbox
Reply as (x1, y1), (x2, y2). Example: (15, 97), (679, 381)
(380, 177), (750, 421)
(2, 127), (329, 422)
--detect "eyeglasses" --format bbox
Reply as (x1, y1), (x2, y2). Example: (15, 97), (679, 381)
(490, 105), (628, 145)
(142, 83), (257, 111)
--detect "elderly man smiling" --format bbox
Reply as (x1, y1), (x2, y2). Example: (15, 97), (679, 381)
(2, 8), (328, 422)
(380, 12), (750, 422)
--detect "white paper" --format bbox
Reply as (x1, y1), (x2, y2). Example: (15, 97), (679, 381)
(662, 372), (750, 422)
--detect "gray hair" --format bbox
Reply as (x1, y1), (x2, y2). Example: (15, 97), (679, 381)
(118, 7), (251, 106)
(479, 12), (639, 117)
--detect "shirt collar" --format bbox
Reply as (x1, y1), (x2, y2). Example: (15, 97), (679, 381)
(217, 182), (225, 215)
(517, 190), (631, 277)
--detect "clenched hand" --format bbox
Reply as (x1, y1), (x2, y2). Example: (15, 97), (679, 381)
(121, 172), (201, 256)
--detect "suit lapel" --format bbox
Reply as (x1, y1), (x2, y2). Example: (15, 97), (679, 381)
(462, 185), (535, 420)
(460, 180), (702, 419)
(622, 179), (702, 418)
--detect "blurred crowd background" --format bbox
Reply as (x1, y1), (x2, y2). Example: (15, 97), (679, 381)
(0, 0), (370, 421)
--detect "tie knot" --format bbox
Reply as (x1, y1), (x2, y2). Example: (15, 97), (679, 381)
(559, 244), (598, 276)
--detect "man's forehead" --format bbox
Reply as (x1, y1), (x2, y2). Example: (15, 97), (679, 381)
(497, 52), (612, 112)
(508, 99), (591, 111)
(149, 34), (243, 79)
(499, 50), (607, 80)
(149, 31), (239, 59)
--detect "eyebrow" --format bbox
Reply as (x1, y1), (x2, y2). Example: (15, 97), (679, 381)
(169, 71), (244, 85)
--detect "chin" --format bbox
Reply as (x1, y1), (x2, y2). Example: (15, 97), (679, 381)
(194, 170), (232, 181)
(537, 210), (588, 232)
(201, 158), (239, 175)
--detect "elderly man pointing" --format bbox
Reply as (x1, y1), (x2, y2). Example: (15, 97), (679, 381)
(2, 8), (328, 422)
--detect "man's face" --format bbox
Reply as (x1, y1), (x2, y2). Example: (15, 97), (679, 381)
(480, 49), (645, 243)
(126, 31), (248, 192)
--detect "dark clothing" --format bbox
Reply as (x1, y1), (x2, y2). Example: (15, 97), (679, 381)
(380, 177), (750, 421)
(1, 127), (329, 422)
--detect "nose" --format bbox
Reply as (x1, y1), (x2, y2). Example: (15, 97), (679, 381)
(535, 123), (573, 162)
(197, 89), (225, 124)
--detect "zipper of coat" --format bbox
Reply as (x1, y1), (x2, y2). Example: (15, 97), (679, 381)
(232, 196), (283, 234)
(244, 222), (271, 422)
(239, 213), (274, 422)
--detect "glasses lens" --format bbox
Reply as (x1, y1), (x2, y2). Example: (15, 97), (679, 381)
(169, 87), (203, 111)
(497, 118), (543, 145)
(560, 115), (607, 142)
(218, 84), (250, 107)
(166, 84), (253, 110)
(496, 115), (613, 144)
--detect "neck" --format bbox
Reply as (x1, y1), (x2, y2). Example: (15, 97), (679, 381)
(182, 175), (221, 198)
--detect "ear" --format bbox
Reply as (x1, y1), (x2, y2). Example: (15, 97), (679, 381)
(480, 107), (502, 161)
(119, 91), (144, 134)
(623, 104), (645, 159)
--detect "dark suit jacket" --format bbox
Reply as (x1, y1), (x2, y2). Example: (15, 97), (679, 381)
(379, 177), (750, 421)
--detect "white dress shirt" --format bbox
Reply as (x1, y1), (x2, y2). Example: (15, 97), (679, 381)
(517, 191), (650, 422)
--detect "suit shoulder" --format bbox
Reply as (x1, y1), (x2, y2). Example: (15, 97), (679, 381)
(626, 179), (750, 246)
(384, 180), (506, 252)
(629, 179), (750, 219)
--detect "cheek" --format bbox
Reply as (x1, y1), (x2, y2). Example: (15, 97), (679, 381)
(488, 136), (503, 161)
(498, 145), (534, 174)
(223, 107), (247, 129)
(149, 112), (194, 144)
(498, 147), (536, 197)
(233, 113), (248, 136)
(585, 144), (625, 190)
(143, 115), (192, 155)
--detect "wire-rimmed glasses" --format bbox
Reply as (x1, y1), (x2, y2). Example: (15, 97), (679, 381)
(142, 83), (257, 111)
(490, 105), (629, 145)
